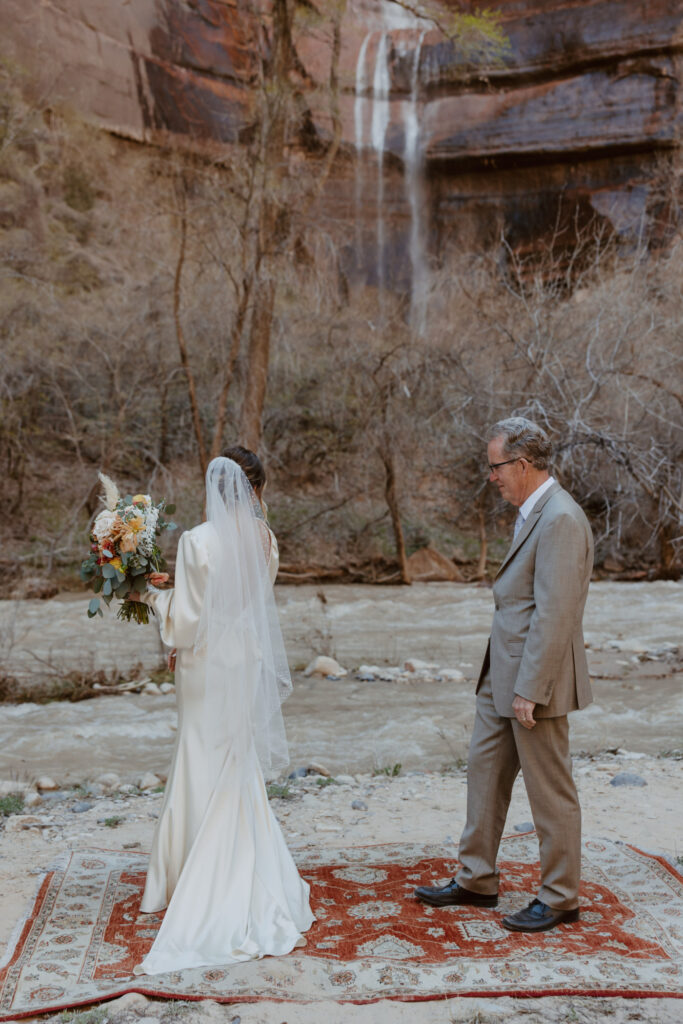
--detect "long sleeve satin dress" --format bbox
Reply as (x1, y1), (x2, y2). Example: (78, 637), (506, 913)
(134, 521), (314, 976)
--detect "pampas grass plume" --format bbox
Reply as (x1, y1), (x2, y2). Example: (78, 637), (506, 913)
(98, 472), (120, 511)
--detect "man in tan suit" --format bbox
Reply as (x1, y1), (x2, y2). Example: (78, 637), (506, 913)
(415, 416), (594, 932)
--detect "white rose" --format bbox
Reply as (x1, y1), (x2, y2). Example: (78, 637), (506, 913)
(93, 509), (118, 541)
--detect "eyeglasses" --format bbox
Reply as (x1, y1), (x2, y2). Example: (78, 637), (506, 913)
(487, 458), (521, 473)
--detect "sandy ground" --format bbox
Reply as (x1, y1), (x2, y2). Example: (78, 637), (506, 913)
(1, 581), (682, 1022)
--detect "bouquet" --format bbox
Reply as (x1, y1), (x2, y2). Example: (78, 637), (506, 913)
(81, 473), (176, 625)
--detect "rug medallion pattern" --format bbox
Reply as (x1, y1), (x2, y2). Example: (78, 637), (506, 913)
(1, 836), (681, 1018)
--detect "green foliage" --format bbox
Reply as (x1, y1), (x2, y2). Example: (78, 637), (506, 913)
(58, 1008), (110, 1024)
(266, 782), (294, 800)
(315, 776), (338, 787)
(373, 763), (402, 777)
(103, 815), (124, 828)
(0, 792), (24, 816)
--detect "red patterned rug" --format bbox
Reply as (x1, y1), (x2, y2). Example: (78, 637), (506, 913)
(1, 836), (681, 1018)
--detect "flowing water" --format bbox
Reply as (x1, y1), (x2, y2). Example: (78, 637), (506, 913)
(1, 582), (681, 783)
(352, 2), (430, 325)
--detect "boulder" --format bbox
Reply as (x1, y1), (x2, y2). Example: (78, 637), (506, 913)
(35, 776), (58, 791)
(5, 815), (42, 832)
(407, 548), (463, 583)
(96, 772), (122, 792)
(138, 772), (163, 790)
(404, 658), (440, 674)
(303, 656), (348, 678)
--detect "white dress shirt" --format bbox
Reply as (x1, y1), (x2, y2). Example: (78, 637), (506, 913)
(513, 476), (556, 540)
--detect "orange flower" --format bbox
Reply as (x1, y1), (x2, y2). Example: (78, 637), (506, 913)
(119, 532), (138, 553)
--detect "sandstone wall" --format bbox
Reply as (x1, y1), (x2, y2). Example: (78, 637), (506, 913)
(2, 0), (681, 266)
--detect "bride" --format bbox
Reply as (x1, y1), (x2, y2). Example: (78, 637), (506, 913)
(131, 448), (314, 975)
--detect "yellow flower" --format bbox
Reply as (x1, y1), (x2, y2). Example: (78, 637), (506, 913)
(133, 494), (151, 506)
(109, 556), (123, 571)
(119, 532), (139, 553)
(127, 515), (144, 532)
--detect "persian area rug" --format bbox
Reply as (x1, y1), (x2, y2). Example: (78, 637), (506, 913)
(1, 836), (682, 1019)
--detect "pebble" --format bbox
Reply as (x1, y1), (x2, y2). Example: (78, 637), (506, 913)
(303, 656), (348, 678)
(36, 776), (58, 791)
(142, 682), (162, 696)
(513, 821), (535, 832)
(288, 767), (308, 779)
(307, 761), (332, 778)
(351, 799), (368, 811)
(335, 774), (355, 785)
(315, 822), (343, 832)
(24, 791), (43, 807)
(71, 801), (94, 813)
(138, 772), (163, 790)
(160, 682), (175, 694)
(610, 772), (647, 787)
(83, 782), (105, 797)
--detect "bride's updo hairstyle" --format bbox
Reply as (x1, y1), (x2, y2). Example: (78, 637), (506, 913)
(220, 445), (266, 496)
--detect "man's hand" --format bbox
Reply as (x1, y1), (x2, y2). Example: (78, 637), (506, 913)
(167, 649), (177, 673)
(512, 695), (536, 729)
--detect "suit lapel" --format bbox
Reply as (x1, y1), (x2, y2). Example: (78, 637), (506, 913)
(496, 482), (561, 579)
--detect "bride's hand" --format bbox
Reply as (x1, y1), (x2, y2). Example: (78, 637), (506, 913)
(167, 649), (177, 672)
(148, 572), (170, 587)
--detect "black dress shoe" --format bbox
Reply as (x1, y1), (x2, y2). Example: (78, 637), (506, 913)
(414, 879), (498, 907)
(502, 898), (580, 933)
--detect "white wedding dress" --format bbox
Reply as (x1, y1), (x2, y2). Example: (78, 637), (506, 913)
(134, 518), (314, 976)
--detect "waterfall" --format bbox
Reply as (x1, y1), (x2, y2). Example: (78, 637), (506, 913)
(403, 30), (428, 335)
(352, 2), (429, 329)
(354, 32), (372, 276)
(370, 31), (391, 319)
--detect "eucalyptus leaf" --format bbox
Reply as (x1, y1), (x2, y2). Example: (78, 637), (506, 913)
(88, 597), (100, 617)
(165, 504), (176, 515)
(93, 577), (104, 593)
(103, 578), (113, 596)
(101, 564), (117, 579)
(115, 569), (126, 584)
(115, 581), (129, 598)
(103, 592), (113, 606)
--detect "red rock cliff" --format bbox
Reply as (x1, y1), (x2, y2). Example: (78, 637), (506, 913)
(3, 0), (681, 263)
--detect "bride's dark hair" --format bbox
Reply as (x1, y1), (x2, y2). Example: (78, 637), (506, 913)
(220, 445), (266, 495)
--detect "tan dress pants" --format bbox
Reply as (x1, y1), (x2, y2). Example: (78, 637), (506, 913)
(455, 674), (581, 911)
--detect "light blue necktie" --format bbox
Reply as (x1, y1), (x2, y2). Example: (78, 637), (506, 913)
(513, 511), (524, 541)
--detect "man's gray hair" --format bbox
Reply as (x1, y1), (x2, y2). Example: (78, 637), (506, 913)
(488, 416), (553, 470)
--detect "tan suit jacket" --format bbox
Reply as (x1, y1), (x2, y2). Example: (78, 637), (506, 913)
(477, 482), (594, 718)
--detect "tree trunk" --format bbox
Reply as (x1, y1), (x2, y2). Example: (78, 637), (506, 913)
(380, 447), (411, 584)
(238, 277), (275, 450)
(209, 282), (253, 459)
(173, 187), (208, 476)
